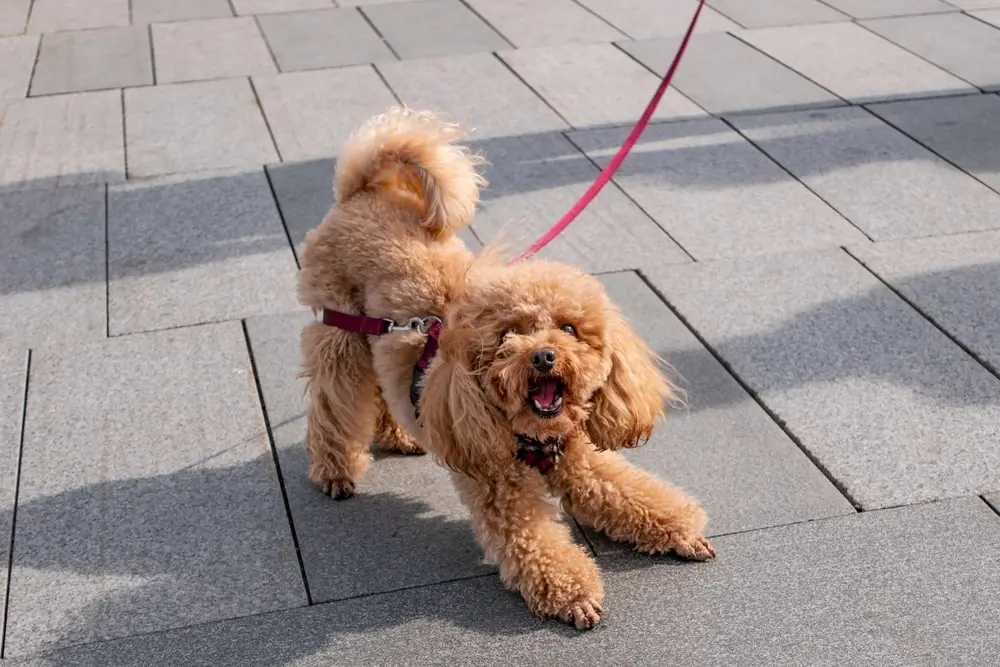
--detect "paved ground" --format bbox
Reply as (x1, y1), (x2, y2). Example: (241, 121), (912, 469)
(1, 0), (1000, 664)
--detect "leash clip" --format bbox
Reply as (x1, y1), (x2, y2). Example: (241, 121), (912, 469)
(386, 316), (442, 335)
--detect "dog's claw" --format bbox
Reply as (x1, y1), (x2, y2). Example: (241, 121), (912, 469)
(558, 599), (603, 630)
(321, 478), (356, 500)
(670, 534), (715, 561)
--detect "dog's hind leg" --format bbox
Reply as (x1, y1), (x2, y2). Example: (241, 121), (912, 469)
(301, 321), (379, 499)
(374, 389), (424, 455)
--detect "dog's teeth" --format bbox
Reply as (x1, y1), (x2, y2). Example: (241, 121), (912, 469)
(533, 399), (544, 410)
(554, 396), (563, 407)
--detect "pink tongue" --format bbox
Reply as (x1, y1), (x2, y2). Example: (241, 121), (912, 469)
(533, 379), (559, 407)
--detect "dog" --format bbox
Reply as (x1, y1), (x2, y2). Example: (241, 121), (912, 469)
(298, 107), (714, 630)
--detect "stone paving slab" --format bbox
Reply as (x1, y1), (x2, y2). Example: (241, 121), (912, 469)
(973, 9), (1000, 26)
(568, 118), (868, 260)
(465, 0), (625, 48)
(257, 8), (395, 72)
(576, 0), (742, 39)
(131, 0), (233, 24)
(124, 79), (278, 178)
(0, 185), (106, 348)
(233, 0), (335, 13)
(731, 106), (1000, 240)
(821, 0), (956, 18)
(151, 16), (276, 84)
(709, 0), (848, 27)
(362, 0), (511, 59)
(31, 26), (152, 96)
(470, 132), (690, 271)
(0, 347), (26, 647)
(645, 249), (1000, 510)
(246, 311), (499, 603)
(377, 53), (568, 140)
(0, 90), (124, 187)
(862, 13), (1000, 91)
(27, 0), (128, 33)
(499, 43), (706, 128)
(0, 35), (37, 100)
(5, 322), (307, 657)
(868, 93), (1000, 192)
(947, 0), (1000, 8)
(253, 67), (398, 162)
(107, 169), (299, 335)
(10, 498), (1000, 666)
(619, 33), (843, 116)
(851, 232), (1000, 374)
(738, 21), (975, 103)
(0, 0), (30, 36)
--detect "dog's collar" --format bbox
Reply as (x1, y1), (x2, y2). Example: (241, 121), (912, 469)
(514, 434), (564, 474)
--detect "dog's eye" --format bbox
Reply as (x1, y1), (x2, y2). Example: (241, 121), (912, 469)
(559, 324), (577, 337)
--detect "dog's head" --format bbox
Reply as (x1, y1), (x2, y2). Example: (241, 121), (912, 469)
(417, 258), (675, 478)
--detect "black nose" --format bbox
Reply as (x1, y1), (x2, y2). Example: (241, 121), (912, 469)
(531, 348), (557, 373)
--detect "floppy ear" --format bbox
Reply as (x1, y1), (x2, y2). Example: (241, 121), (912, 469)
(585, 308), (674, 451)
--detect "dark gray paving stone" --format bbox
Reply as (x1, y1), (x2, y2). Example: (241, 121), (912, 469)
(31, 26), (152, 96)
(620, 33), (842, 116)
(470, 133), (689, 271)
(577, 0), (741, 39)
(233, 0), (334, 13)
(822, 0), (956, 18)
(245, 310), (496, 603)
(258, 8), (394, 72)
(862, 13), (1000, 91)
(27, 0), (129, 33)
(867, 93), (1000, 192)
(151, 16), (275, 84)
(0, 348), (26, 647)
(0, 185), (106, 347)
(739, 22), (974, 103)
(5, 323), (306, 657)
(107, 169), (299, 334)
(465, 0), (625, 48)
(709, 0), (848, 26)
(11, 498), (1000, 666)
(569, 118), (868, 261)
(0, 0), (30, 36)
(362, 0), (510, 59)
(0, 35), (36, 100)
(731, 106), (1000, 240)
(646, 249), (1000, 510)
(130, 0), (233, 24)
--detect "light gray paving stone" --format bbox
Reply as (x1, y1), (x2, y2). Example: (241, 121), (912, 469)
(362, 0), (510, 59)
(233, 0), (334, 13)
(27, 0), (129, 33)
(619, 33), (842, 116)
(464, 0), (625, 48)
(709, 0), (848, 26)
(0, 0), (30, 36)
(377, 53), (568, 140)
(731, 106), (1000, 240)
(739, 22), (975, 103)
(9, 498), (1000, 667)
(254, 67), (397, 161)
(30, 26), (152, 96)
(499, 43), (705, 128)
(973, 9), (1000, 26)
(130, 0), (233, 24)
(151, 16), (276, 84)
(850, 232), (1000, 374)
(822, 0), (956, 18)
(0, 186), (106, 348)
(868, 94), (1000, 192)
(987, 494), (1000, 511)
(646, 249), (1000, 509)
(5, 323), (306, 657)
(947, 0), (1000, 8)
(862, 13), (1000, 91)
(257, 8), (394, 72)
(577, 0), (740, 39)
(0, 35), (36, 100)
(108, 169), (299, 334)
(0, 348), (25, 644)
(246, 311), (498, 603)
(124, 79), (278, 178)
(568, 118), (868, 260)
(0, 90), (123, 187)
(471, 133), (689, 271)
(341, 0), (437, 4)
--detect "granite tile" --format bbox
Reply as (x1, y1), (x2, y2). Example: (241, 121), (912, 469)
(568, 118), (868, 260)
(0, 0), (30, 36)
(232, 0), (334, 13)
(257, 8), (394, 72)
(377, 53), (568, 139)
(619, 33), (843, 116)
(709, 0), (847, 26)
(130, 0), (233, 24)
(0, 90), (124, 187)
(362, 0), (510, 59)
(151, 16), (276, 84)
(739, 22), (975, 103)
(31, 26), (152, 96)
(0, 348), (25, 645)
(731, 106), (1000, 240)
(464, 0), (625, 48)
(27, 0), (129, 33)
(500, 43), (705, 128)
(0, 35), (37, 100)
(0, 185), (106, 348)
(647, 249), (1000, 509)
(124, 79), (278, 178)
(822, 0), (956, 18)
(5, 323), (306, 656)
(108, 169), (299, 334)
(576, 0), (741, 39)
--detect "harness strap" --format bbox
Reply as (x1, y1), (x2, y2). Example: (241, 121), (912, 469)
(321, 309), (392, 336)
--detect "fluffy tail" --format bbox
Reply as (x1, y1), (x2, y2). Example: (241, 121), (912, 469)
(334, 107), (486, 237)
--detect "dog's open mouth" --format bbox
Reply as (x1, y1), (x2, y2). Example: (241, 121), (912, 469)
(528, 377), (564, 417)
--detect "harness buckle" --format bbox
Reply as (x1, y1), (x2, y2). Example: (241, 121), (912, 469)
(385, 316), (442, 335)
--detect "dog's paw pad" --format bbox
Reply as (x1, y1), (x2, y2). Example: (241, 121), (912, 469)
(558, 598), (603, 630)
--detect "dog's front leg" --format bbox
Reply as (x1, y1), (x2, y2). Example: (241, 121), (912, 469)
(451, 468), (604, 630)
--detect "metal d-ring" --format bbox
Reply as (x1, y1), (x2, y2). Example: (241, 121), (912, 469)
(385, 316), (441, 335)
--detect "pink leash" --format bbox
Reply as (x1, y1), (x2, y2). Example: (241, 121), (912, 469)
(509, 0), (706, 263)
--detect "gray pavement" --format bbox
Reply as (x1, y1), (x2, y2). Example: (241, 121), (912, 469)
(1, 0), (999, 663)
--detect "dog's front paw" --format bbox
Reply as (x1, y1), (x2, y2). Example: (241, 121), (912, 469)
(320, 477), (356, 500)
(557, 596), (603, 630)
(640, 530), (715, 561)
